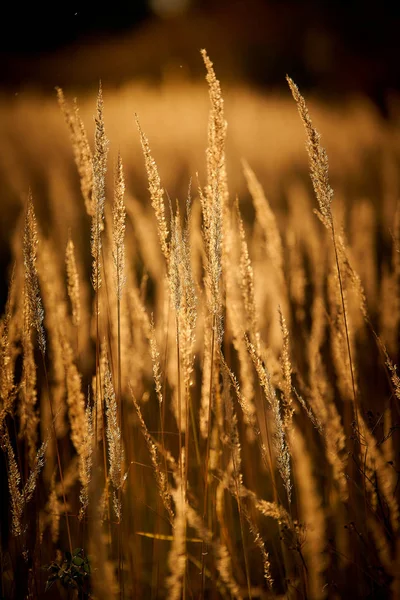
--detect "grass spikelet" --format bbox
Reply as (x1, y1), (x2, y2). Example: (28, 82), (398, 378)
(201, 49), (228, 208)
(112, 151), (126, 301)
(20, 285), (39, 465)
(200, 174), (223, 333)
(253, 497), (292, 528)
(286, 77), (333, 226)
(91, 83), (109, 292)
(278, 307), (294, 431)
(56, 88), (94, 216)
(23, 437), (48, 504)
(23, 192), (45, 355)
(136, 116), (169, 261)
(92, 340), (107, 444)
(200, 47), (226, 339)
(293, 388), (324, 435)
(150, 316), (163, 407)
(169, 202), (183, 315)
(169, 196), (197, 364)
(230, 481), (294, 530)
(385, 352), (400, 403)
(3, 429), (47, 537)
(180, 189), (197, 389)
(104, 357), (125, 520)
(65, 234), (81, 328)
(0, 267), (17, 428)
(3, 430), (23, 536)
(236, 199), (259, 348)
(243, 505), (273, 590)
(80, 398), (94, 519)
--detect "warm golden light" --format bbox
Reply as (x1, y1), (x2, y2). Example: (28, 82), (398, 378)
(0, 39), (398, 599)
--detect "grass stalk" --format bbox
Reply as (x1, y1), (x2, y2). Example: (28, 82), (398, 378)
(200, 313), (216, 598)
(331, 224), (360, 432)
(117, 263), (123, 599)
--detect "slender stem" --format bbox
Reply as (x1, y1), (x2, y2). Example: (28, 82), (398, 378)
(117, 266), (123, 600)
(185, 381), (190, 497)
(331, 223), (359, 431)
(117, 276), (122, 446)
(200, 313), (216, 598)
(176, 317), (183, 483)
(161, 298), (170, 479)
(175, 316), (187, 600)
(152, 298), (170, 600)
(184, 382), (192, 600)
(95, 289), (99, 451)
(189, 393), (201, 467)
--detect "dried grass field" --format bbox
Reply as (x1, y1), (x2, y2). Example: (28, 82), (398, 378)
(0, 51), (399, 599)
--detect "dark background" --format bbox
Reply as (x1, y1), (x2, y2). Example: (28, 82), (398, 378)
(0, 0), (399, 113)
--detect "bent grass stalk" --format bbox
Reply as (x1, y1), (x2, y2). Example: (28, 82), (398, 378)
(286, 76), (360, 431)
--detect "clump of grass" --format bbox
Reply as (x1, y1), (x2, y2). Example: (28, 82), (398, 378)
(0, 51), (399, 600)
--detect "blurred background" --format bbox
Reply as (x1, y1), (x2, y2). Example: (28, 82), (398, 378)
(0, 0), (400, 312)
(0, 0), (399, 114)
